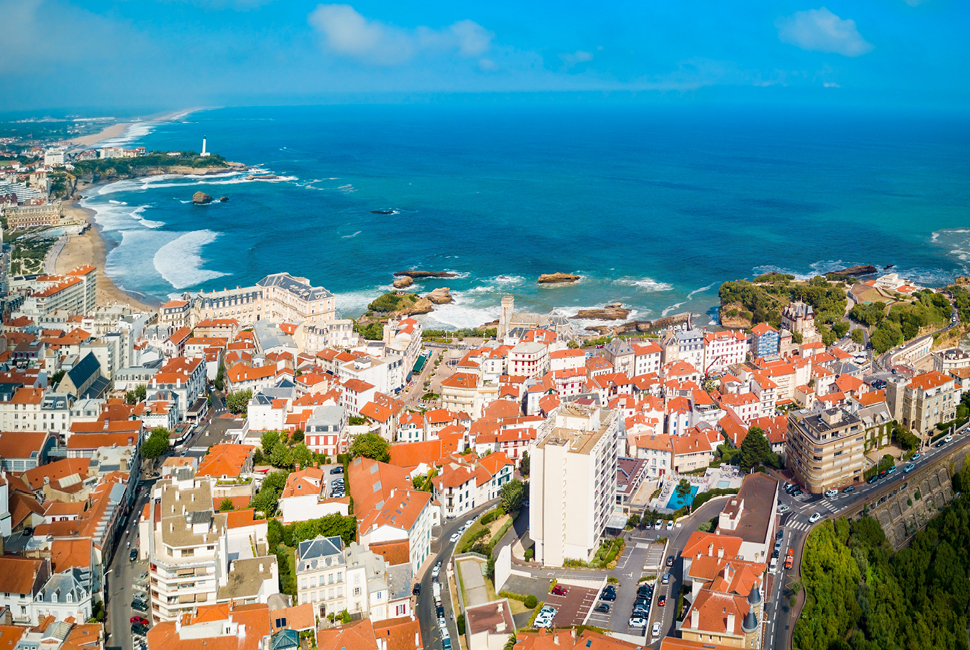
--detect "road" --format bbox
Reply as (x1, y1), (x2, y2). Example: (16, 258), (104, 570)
(416, 501), (498, 650)
(769, 417), (970, 650)
(105, 478), (155, 650)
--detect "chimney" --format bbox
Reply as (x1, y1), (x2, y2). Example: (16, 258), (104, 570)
(708, 542), (713, 555)
(414, 632), (420, 648)
(724, 565), (731, 580)
(718, 546), (724, 559)
(691, 609), (699, 629)
(726, 613), (735, 632)
(553, 635), (559, 646)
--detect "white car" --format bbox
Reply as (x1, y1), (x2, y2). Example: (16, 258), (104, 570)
(465, 519), (475, 527)
(654, 520), (662, 530)
(449, 533), (461, 543)
(778, 504), (790, 514)
(824, 489), (838, 498)
(534, 615), (554, 629)
(945, 435), (954, 443)
(809, 512), (823, 524)
(666, 520), (673, 531)
(628, 617), (647, 628)
(652, 622), (662, 638)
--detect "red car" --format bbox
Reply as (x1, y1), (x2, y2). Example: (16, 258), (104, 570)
(658, 595), (667, 607)
(551, 585), (568, 596)
(130, 616), (149, 626)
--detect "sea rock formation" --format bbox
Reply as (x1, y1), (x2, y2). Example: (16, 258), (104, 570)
(401, 297), (434, 315)
(192, 191), (212, 205)
(955, 276), (970, 287)
(538, 272), (581, 284)
(219, 196), (229, 202)
(828, 264), (878, 277)
(393, 276), (414, 289)
(426, 287), (453, 304)
(393, 270), (458, 279)
(574, 302), (630, 320)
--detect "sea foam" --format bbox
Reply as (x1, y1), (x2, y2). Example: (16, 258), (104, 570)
(153, 230), (229, 290)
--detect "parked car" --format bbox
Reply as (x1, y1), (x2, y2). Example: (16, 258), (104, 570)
(945, 435), (954, 443)
(842, 486), (856, 493)
(443, 638), (452, 650)
(594, 603), (610, 613)
(413, 584), (421, 595)
(628, 617), (647, 628)
(887, 465), (897, 474)
(449, 533), (460, 543)
(551, 585), (568, 596)
(824, 489), (838, 498)
(131, 600), (148, 612)
(778, 504), (790, 514)
(912, 453), (921, 461)
(130, 617), (149, 626)
(867, 475), (880, 484)
(600, 590), (616, 602)
(792, 489), (803, 497)
(904, 463), (916, 473)
(666, 520), (673, 531)
(652, 622), (662, 638)
(809, 512), (823, 524)
(662, 572), (670, 585)
(654, 520), (662, 530)
(776, 531), (784, 540)
(658, 595), (667, 607)
(666, 555), (674, 567)
(936, 439), (947, 448)
(330, 466), (344, 474)
(130, 549), (138, 562)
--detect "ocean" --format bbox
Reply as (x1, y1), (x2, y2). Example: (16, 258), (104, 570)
(82, 104), (970, 330)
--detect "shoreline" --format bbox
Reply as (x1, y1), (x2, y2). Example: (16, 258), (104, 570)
(57, 198), (158, 311)
(67, 107), (203, 148)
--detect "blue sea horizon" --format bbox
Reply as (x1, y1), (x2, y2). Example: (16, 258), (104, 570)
(83, 104), (970, 330)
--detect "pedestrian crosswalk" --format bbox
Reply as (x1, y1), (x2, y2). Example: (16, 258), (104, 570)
(787, 519), (811, 532)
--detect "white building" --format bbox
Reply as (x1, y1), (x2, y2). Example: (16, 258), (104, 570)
(529, 404), (621, 567)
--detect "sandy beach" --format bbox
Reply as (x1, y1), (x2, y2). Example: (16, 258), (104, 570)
(69, 123), (131, 147)
(56, 200), (156, 312)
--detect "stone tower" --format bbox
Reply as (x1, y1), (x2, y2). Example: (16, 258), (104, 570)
(742, 584), (763, 648)
(499, 295), (514, 339)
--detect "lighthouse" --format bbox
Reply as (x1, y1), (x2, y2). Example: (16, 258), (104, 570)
(200, 136), (210, 158)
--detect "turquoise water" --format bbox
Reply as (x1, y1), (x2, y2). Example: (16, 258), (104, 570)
(667, 485), (699, 510)
(82, 105), (970, 328)
(717, 479), (731, 489)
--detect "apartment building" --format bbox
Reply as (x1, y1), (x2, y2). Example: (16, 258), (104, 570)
(786, 408), (867, 493)
(529, 404), (621, 567)
(704, 331), (748, 375)
(191, 273), (336, 326)
(886, 370), (958, 438)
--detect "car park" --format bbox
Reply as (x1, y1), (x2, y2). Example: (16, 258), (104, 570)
(809, 512), (822, 523)
(629, 617), (647, 628)
(652, 623), (662, 638)
(904, 463), (916, 473)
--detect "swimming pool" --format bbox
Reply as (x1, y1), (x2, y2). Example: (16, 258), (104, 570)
(717, 480), (731, 489)
(666, 485), (699, 510)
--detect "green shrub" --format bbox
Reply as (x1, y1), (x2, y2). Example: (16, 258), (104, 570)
(524, 595), (538, 608)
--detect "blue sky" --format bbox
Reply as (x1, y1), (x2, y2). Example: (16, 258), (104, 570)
(1, 0), (967, 112)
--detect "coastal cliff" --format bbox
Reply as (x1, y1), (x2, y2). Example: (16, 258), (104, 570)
(65, 152), (244, 198)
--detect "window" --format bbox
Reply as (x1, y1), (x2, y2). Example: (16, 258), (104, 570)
(354, 587), (361, 596)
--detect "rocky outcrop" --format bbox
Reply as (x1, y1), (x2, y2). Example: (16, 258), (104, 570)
(584, 312), (693, 336)
(828, 264), (878, 277)
(955, 276), (970, 287)
(393, 276), (414, 289)
(719, 301), (753, 329)
(192, 191), (212, 205)
(393, 270), (457, 279)
(574, 302), (630, 321)
(401, 297), (434, 315)
(426, 287), (453, 304)
(219, 196), (229, 202)
(538, 273), (581, 284)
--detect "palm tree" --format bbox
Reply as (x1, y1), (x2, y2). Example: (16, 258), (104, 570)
(675, 479), (693, 510)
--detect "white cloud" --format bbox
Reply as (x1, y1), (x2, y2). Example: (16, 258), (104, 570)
(776, 7), (873, 57)
(308, 4), (493, 66)
(558, 50), (593, 70)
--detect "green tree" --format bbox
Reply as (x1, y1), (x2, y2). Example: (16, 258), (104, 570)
(219, 497), (235, 512)
(125, 384), (148, 405)
(519, 452), (530, 477)
(141, 427), (171, 459)
(270, 442), (293, 468)
(499, 479), (526, 514)
(225, 389), (252, 415)
(851, 328), (865, 345)
(739, 426), (778, 473)
(348, 433), (390, 463)
(292, 443), (313, 469)
(675, 479), (693, 508)
(261, 431), (280, 457)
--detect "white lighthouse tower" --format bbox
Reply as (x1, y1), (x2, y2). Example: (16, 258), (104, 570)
(200, 136), (210, 158)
